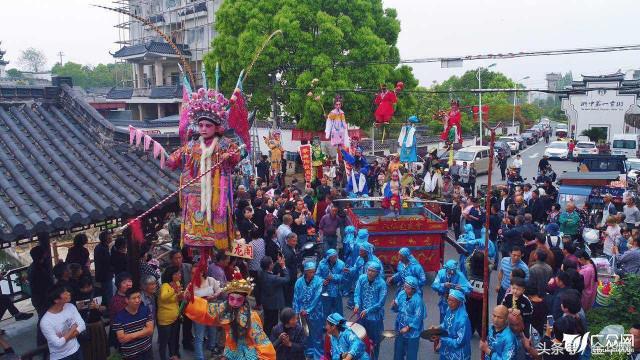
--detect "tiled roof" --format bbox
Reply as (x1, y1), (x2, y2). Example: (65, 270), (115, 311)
(150, 85), (182, 99)
(113, 41), (191, 58)
(580, 73), (625, 82)
(0, 85), (178, 242)
(107, 87), (133, 99)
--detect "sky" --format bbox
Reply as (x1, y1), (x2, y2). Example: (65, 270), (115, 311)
(1, 0), (639, 90)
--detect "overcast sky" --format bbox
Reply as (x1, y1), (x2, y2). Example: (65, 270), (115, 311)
(1, 0), (639, 89)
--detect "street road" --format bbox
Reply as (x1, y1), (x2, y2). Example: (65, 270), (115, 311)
(347, 137), (575, 359)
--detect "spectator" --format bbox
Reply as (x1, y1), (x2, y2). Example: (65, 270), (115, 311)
(53, 262), (75, 292)
(560, 289), (588, 333)
(614, 235), (640, 276)
(238, 206), (258, 243)
(576, 250), (597, 311)
(562, 242), (579, 266)
(40, 285), (86, 360)
(28, 245), (54, 345)
(94, 230), (114, 307)
(139, 243), (160, 284)
(465, 198), (485, 238)
(74, 276), (108, 360)
(316, 177), (332, 205)
(559, 203), (581, 240)
(253, 198), (267, 238)
(319, 206), (341, 250)
(256, 155), (270, 185)
(139, 275), (158, 325)
(111, 236), (128, 276)
(236, 184), (251, 202)
(270, 307), (306, 360)
(66, 233), (90, 270)
(158, 266), (183, 360)
(630, 324), (640, 360)
(624, 197), (640, 230)
(264, 228), (282, 264)
(526, 285), (548, 337)
(303, 188), (315, 214)
(282, 233), (300, 307)
(526, 190), (547, 225)
(291, 199), (312, 246)
(549, 270), (572, 320)
(0, 274), (32, 321)
(112, 288), (154, 360)
(468, 163), (477, 197)
(109, 272), (134, 348)
(528, 249), (553, 297)
(259, 255), (290, 335)
(248, 230), (266, 308)
(169, 250), (193, 351)
(528, 233), (555, 268)
(501, 277), (533, 332)
(598, 194), (618, 228)
(191, 266), (222, 360)
(208, 250), (229, 289)
(277, 214), (294, 248)
(496, 246), (529, 304)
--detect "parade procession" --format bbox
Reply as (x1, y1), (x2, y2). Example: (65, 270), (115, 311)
(1, 1), (640, 360)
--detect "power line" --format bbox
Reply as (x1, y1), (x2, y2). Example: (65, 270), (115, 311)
(275, 86), (636, 95)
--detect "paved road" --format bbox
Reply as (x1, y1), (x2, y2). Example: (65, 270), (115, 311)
(475, 137), (577, 190)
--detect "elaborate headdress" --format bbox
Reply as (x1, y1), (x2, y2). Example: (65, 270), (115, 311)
(187, 88), (230, 126)
(223, 268), (254, 295)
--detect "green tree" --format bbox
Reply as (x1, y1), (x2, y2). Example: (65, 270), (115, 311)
(18, 47), (47, 72)
(52, 62), (132, 88)
(581, 128), (607, 142)
(204, 0), (418, 130)
(5, 68), (23, 79)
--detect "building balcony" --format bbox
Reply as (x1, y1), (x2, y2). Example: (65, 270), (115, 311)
(107, 85), (183, 101)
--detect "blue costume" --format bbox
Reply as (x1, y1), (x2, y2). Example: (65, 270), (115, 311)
(392, 276), (425, 360)
(327, 313), (370, 360)
(317, 249), (345, 319)
(432, 260), (472, 322)
(485, 325), (518, 360)
(398, 116), (419, 163)
(459, 226), (497, 276)
(342, 226), (357, 267)
(389, 248), (426, 296)
(347, 230), (371, 306)
(349, 242), (385, 283)
(293, 262), (324, 359)
(354, 261), (387, 360)
(439, 289), (472, 360)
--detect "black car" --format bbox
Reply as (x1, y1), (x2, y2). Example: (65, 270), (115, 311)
(493, 141), (511, 158)
(523, 129), (539, 142)
(521, 132), (536, 145)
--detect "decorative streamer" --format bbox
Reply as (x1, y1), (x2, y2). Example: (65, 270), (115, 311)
(215, 62), (220, 92)
(242, 30), (283, 83)
(129, 126), (135, 145)
(135, 129), (144, 147)
(144, 134), (152, 151)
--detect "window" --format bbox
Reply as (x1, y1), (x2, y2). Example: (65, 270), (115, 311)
(481, 150), (489, 158)
(613, 140), (636, 149)
(454, 151), (475, 161)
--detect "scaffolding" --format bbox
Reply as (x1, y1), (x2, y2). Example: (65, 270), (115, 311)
(111, 0), (217, 87)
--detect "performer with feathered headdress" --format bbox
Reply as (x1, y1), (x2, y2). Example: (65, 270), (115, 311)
(440, 100), (462, 145)
(185, 269), (276, 359)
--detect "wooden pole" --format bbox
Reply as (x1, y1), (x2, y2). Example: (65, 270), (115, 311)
(481, 121), (502, 359)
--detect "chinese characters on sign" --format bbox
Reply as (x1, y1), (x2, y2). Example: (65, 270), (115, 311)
(579, 98), (627, 111)
(298, 144), (313, 185)
(227, 241), (254, 259)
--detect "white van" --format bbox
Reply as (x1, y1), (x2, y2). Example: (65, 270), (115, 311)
(612, 134), (640, 159)
(453, 145), (491, 174)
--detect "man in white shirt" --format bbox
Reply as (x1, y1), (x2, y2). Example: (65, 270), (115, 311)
(512, 154), (523, 175)
(40, 285), (86, 360)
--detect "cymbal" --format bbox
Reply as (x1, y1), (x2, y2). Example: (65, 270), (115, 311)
(421, 328), (448, 340)
(382, 330), (397, 339)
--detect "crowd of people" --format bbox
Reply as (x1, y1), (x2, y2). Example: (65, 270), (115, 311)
(13, 144), (639, 360)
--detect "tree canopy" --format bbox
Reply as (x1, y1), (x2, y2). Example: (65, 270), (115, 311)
(18, 47), (47, 73)
(204, 0), (418, 130)
(51, 62), (132, 89)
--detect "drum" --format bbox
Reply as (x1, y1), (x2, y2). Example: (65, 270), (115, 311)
(346, 322), (367, 340)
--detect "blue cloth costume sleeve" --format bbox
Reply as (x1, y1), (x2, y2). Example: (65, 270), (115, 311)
(431, 269), (447, 295)
(306, 277), (322, 313)
(364, 279), (387, 314)
(456, 271), (472, 295)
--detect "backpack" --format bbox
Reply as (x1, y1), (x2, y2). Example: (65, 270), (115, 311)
(546, 234), (563, 270)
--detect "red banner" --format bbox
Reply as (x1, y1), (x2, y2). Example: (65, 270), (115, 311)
(298, 144), (313, 185)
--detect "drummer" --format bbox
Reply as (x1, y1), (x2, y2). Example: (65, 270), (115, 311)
(391, 276), (425, 360)
(387, 248), (426, 296)
(317, 249), (345, 319)
(354, 261), (387, 360)
(431, 289), (472, 360)
(292, 261), (324, 360)
(431, 259), (471, 321)
(325, 313), (370, 360)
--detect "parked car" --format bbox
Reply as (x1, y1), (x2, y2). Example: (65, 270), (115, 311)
(521, 132), (536, 145)
(572, 141), (598, 159)
(453, 146), (491, 174)
(612, 133), (640, 159)
(509, 134), (526, 149)
(544, 141), (570, 160)
(493, 141), (511, 158)
(523, 129), (540, 142)
(499, 136), (520, 154)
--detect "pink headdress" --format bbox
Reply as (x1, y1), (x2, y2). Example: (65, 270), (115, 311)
(187, 88), (230, 127)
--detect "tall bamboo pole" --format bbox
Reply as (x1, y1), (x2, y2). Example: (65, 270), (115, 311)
(481, 121), (502, 359)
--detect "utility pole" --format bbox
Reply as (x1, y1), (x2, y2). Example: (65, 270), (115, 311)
(57, 51), (64, 66)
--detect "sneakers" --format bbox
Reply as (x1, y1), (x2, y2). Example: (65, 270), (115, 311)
(14, 312), (33, 321)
